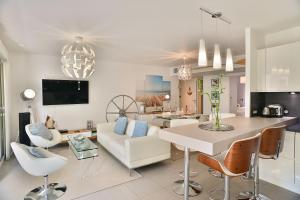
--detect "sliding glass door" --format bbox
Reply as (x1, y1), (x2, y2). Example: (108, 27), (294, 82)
(0, 60), (5, 161)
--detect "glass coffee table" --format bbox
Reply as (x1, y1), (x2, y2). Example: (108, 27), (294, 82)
(67, 135), (98, 160)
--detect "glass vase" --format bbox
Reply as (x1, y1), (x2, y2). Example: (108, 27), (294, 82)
(211, 104), (221, 129)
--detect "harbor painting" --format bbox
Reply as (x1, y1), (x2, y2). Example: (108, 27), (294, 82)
(136, 75), (171, 107)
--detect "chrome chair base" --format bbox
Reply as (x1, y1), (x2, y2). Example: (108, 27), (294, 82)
(172, 180), (202, 196)
(208, 168), (224, 178)
(237, 191), (253, 199)
(209, 189), (225, 200)
(237, 192), (272, 200)
(25, 183), (67, 200)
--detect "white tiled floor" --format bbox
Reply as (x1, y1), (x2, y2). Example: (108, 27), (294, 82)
(75, 154), (300, 200)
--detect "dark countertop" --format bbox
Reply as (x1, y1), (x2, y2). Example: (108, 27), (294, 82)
(251, 116), (300, 132)
(287, 123), (300, 132)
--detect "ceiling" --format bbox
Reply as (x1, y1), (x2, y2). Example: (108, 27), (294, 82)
(0, 0), (300, 66)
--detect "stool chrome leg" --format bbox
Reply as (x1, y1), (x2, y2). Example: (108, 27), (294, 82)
(250, 159), (271, 200)
(224, 175), (230, 200)
(184, 146), (190, 200)
(173, 147), (202, 198)
(25, 175), (67, 200)
(238, 159), (272, 200)
(207, 175), (230, 200)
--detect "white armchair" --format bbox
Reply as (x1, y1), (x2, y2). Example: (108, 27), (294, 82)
(97, 120), (171, 171)
(25, 124), (62, 148)
(11, 142), (67, 199)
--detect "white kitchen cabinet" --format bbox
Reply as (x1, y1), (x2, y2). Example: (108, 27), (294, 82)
(256, 49), (266, 91)
(296, 133), (300, 187)
(260, 131), (300, 194)
(265, 41), (300, 91)
(281, 131), (295, 159)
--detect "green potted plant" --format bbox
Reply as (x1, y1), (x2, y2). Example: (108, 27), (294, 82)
(200, 74), (233, 131)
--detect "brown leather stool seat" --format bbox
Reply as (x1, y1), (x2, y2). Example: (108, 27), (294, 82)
(198, 133), (261, 200)
(238, 126), (286, 200)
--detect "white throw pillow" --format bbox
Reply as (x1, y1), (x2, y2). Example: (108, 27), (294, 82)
(126, 120), (136, 137)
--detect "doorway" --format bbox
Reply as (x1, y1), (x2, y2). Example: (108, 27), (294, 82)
(196, 79), (203, 114)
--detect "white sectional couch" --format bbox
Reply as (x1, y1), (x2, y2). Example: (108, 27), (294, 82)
(97, 120), (171, 170)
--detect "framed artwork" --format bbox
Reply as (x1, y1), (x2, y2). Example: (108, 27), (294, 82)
(136, 75), (171, 107)
(211, 79), (219, 88)
(211, 91), (220, 101)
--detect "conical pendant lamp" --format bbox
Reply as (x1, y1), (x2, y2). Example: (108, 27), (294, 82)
(198, 10), (207, 67)
(213, 19), (222, 69)
(198, 39), (207, 66)
(225, 48), (233, 71)
(213, 44), (222, 69)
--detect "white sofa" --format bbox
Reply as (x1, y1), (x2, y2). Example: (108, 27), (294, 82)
(97, 120), (171, 170)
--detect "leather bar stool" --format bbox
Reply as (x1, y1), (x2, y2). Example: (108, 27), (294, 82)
(208, 113), (236, 179)
(238, 126), (286, 200)
(198, 133), (261, 200)
(170, 119), (202, 197)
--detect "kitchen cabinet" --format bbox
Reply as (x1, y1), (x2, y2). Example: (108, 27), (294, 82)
(256, 49), (266, 91)
(281, 131), (295, 159)
(265, 41), (300, 91)
(296, 133), (300, 186)
(260, 131), (300, 194)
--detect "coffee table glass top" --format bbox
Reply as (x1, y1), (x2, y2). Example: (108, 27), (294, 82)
(67, 135), (98, 160)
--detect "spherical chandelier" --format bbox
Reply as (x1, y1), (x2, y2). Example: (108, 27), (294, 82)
(61, 36), (95, 79)
(177, 57), (192, 81)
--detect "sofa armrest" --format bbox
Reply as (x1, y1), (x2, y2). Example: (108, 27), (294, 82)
(125, 136), (170, 162)
(97, 122), (116, 135)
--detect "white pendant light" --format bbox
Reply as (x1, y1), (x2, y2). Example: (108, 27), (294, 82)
(225, 23), (234, 72)
(225, 48), (233, 71)
(198, 10), (207, 67)
(198, 39), (207, 67)
(213, 44), (222, 69)
(61, 36), (95, 79)
(213, 18), (222, 69)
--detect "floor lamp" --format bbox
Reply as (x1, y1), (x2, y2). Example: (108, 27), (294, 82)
(20, 89), (36, 123)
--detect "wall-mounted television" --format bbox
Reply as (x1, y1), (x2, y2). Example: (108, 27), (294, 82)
(42, 79), (89, 105)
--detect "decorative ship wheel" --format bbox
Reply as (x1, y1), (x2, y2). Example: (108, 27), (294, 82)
(105, 95), (139, 122)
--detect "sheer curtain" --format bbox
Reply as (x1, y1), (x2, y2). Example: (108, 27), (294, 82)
(0, 60), (5, 161)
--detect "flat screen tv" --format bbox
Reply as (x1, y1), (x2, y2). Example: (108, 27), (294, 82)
(42, 79), (89, 105)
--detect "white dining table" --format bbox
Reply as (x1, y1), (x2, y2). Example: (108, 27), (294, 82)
(159, 116), (296, 200)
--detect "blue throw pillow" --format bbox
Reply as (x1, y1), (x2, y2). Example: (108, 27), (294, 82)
(132, 120), (148, 137)
(114, 117), (128, 135)
(28, 147), (48, 158)
(29, 123), (53, 140)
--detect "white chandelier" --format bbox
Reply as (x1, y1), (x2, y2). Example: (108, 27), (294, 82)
(61, 36), (95, 79)
(178, 58), (192, 81)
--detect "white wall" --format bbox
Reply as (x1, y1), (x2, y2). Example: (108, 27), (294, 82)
(8, 52), (179, 141)
(265, 26), (300, 47)
(229, 76), (238, 114)
(202, 75), (230, 115)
